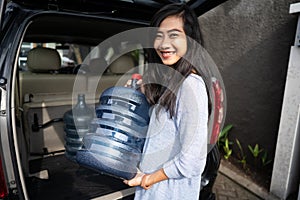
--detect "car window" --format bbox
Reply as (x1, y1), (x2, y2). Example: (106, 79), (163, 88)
(18, 41), (144, 75)
(18, 42), (93, 71)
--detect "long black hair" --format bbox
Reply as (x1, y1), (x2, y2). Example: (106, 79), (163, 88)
(144, 3), (205, 118)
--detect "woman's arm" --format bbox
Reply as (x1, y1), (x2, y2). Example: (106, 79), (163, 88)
(163, 75), (208, 179)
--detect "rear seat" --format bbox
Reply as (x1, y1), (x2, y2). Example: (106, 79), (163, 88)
(19, 47), (86, 104)
(19, 47), (87, 158)
(86, 54), (137, 99)
(19, 48), (137, 160)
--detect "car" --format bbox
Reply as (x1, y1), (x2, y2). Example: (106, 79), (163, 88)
(0, 0), (226, 199)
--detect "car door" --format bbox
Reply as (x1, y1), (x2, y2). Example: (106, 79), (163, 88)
(0, 1), (32, 199)
(0, 0), (15, 198)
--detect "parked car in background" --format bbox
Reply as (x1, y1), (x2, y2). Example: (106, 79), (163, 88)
(0, 0), (226, 199)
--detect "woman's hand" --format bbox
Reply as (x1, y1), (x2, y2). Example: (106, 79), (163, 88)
(140, 169), (168, 190)
(140, 174), (154, 190)
(125, 79), (145, 93)
(124, 79), (132, 88)
(123, 171), (145, 187)
(124, 169), (168, 190)
(123, 172), (154, 190)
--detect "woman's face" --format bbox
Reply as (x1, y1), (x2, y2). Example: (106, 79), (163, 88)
(154, 15), (187, 66)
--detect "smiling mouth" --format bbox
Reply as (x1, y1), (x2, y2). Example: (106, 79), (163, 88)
(160, 51), (176, 58)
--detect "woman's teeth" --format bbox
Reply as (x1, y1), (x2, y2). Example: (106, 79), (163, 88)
(161, 51), (175, 57)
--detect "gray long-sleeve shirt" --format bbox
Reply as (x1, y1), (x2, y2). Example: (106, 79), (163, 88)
(134, 74), (208, 200)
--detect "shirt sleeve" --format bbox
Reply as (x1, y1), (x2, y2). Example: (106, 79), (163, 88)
(163, 75), (208, 179)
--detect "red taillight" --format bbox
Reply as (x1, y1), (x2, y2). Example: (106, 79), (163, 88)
(210, 79), (224, 144)
(0, 156), (8, 198)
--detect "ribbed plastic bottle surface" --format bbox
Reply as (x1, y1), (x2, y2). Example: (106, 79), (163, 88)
(76, 85), (150, 180)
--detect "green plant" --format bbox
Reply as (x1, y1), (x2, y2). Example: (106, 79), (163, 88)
(236, 139), (247, 169)
(261, 150), (272, 167)
(217, 124), (233, 160)
(248, 144), (264, 168)
(218, 124), (233, 147)
(223, 138), (232, 160)
(248, 144), (263, 158)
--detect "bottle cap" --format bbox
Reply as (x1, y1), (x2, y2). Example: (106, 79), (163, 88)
(131, 73), (142, 80)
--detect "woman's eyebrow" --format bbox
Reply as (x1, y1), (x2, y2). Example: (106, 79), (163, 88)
(157, 28), (183, 34)
(167, 28), (183, 33)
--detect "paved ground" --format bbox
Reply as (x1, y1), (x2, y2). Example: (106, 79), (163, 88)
(212, 160), (280, 200)
(213, 172), (262, 200)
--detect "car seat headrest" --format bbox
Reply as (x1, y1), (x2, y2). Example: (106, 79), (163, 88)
(27, 47), (61, 72)
(108, 55), (135, 74)
(88, 57), (108, 74)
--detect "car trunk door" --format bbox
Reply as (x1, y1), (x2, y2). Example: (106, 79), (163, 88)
(8, 0), (228, 23)
(0, 0), (5, 30)
(0, 0), (6, 32)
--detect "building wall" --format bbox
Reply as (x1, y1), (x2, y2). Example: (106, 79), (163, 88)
(199, 0), (299, 171)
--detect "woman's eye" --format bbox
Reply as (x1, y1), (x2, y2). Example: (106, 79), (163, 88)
(155, 34), (163, 39)
(169, 33), (179, 38)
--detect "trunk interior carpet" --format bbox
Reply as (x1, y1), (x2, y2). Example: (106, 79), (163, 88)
(26, 154), (131, 200)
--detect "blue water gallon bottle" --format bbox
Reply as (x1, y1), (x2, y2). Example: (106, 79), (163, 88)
(63, 94), (94, 161)
(76, 74), (150, 180)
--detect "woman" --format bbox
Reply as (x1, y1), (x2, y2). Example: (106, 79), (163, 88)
(124, 3), (209, 199)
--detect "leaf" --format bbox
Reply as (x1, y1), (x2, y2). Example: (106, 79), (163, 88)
(264, 160), (272, 166)
(261, 151), (272, 166)
(236, 139), (242, 149)
(248, 144), (263, 158)
(224, 149), (232, 160)
(218, 124), (233, 140)
(248, 145), (254, 154)
(238, 158), (246, 164)
(261, 151), (267, 163)
(218, 124), (233, 148)
(225, 138), (230, 148)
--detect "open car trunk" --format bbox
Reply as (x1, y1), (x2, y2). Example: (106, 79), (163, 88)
(11, 8), (145, 200)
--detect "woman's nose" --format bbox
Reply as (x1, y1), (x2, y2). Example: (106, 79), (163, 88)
(159, 37), (171, 49)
